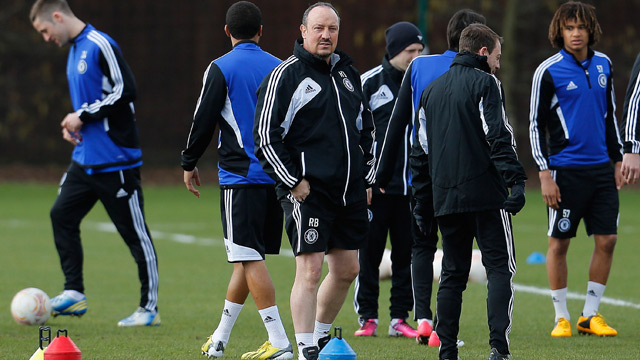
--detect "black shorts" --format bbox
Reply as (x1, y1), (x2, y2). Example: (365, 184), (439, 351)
(281, 190), (368, 256)
(547, 166), (619, 238)
(220, 187), (283, 262)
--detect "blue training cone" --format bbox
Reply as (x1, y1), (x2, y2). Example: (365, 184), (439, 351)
(526, 251), (546, 264)
(319, 327), (356, 360)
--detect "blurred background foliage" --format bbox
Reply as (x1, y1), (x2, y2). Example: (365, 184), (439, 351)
(2, 0), (640, 175)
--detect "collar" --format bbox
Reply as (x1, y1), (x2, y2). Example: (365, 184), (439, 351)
(293, 38), (352, 72)
(560, 47), (595, 69)
(451, 51), (491, 74)
(70, 24), (92, 44)
(233, 40), (259, 48)
(382, 55), (404, 84)
(442, 49), (457, 58)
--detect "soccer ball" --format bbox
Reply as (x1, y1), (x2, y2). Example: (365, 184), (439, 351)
(432, 249), (487, 283)
(468, 249), (487, 283)
(10, 288), (51, 325)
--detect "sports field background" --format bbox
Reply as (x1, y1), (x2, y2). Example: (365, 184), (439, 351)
(1, 182), (639, 359)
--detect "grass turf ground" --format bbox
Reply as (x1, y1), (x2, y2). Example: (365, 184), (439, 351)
(1, 182), (639, 359)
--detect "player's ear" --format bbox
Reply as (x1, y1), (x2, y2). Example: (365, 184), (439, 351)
(51, 11), (64, 24)
(224, 25), (231, 38)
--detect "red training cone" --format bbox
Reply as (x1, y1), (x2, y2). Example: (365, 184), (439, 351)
(44, 329), (81, 360)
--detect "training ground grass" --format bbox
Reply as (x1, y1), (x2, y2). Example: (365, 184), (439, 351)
(1, 182), (639, 359)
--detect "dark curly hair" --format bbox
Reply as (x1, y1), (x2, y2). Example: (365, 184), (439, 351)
(548, 1), (601, 49)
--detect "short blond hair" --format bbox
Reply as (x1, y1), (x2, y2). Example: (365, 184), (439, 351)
(30, 0), (73, 23)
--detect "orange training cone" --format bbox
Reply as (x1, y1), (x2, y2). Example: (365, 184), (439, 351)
(44, 329), (81, 360)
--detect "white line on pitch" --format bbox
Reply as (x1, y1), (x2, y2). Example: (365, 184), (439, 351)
(89, 221), (640, 310)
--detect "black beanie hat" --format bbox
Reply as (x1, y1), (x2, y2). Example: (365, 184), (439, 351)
(385, 22), (423, 59)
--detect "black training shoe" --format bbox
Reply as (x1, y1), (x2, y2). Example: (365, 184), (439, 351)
(302, 346), (319, 360)
(488, 347), (511, 360)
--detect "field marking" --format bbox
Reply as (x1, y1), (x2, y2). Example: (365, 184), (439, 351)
(13, 220), (640, 310)
(514, 284), (640, 309)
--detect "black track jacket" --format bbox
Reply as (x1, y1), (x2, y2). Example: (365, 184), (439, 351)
(412, 52), (526, 216)
(254, 39), (376, 206)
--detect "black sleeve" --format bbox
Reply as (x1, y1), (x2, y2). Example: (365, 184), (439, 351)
(410, 135), (432, 202)
(410, 92), (433, 202)
(604, 63), (623, 162)
(529, 69), (555, 171)
(484, 77), (527, 187)
(79, 43), (137, 123)
(621, 54), (640, 155)
(377, 63), (414, 187)
(354, 73), (377, 186)
(181, 63), (227, 171)
(254, 67), (302, 189)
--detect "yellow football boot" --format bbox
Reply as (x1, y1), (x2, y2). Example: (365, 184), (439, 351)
(577, 313), (618, 336)
(550, 317), (572, 337)
(240, 340), (293, 359)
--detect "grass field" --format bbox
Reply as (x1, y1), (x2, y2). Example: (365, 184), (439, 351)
(1, 182), (639, 359)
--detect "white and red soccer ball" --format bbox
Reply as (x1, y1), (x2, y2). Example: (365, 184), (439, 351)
(10, 287), (52, 325)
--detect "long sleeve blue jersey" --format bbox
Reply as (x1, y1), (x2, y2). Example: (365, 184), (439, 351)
(181, 41), (281, 186)
(67, 24), (142, 174)
(529, 48), (622, 170)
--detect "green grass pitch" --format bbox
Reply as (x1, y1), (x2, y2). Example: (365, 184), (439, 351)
(1, 182), (639, 359)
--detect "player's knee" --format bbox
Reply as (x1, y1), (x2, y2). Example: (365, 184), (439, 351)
(548, 237), (570, 255)
(596, 235), (617, 254)
(335, 261), (359, 283)
(50, 204), (64, 225)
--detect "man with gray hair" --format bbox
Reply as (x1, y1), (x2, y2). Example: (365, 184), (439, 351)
(254, 3), (375, 359)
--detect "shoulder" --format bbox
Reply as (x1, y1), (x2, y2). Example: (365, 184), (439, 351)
(85, 29), (119, 53)
(533, 52), (563, 80)
(593, 51), (613, 66)
(360, 65), (383, 86)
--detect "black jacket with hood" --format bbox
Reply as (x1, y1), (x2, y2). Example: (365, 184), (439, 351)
(411, 52), (526, 216)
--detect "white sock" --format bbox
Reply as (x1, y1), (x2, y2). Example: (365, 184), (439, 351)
(295, 333), (313, 357)
(550, 288), (570, 322)
(417, 318), (433, 327)
(313, 320), (332, 346)
(582, 281), (606, 317)
(258, 305), (290, 349)
(212, 300), (243, 345)
(63, 290), (85, 300)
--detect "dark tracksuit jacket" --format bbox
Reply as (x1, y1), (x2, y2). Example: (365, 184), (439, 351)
(413, 52), (526, 358)
(254, 39), (376, 205)
(52, 24), (158, 311)
(354, 55), (412, 321)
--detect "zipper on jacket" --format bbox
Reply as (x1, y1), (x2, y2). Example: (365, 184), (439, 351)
(331, 76), (351, 206)
(584, 69), (591, 89)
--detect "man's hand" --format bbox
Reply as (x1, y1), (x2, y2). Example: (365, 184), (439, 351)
(291, 178), (310, 202)
(621, 154), (640, 185)
(412, 200), (432, 236)
(184, 167), (201, 198)
(61, 128), (82, 145)
(539, 170), (561, 209)
(366, 187), (372, 205)
(504, 183), (526, 215)
(61, 112), (83, 132)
